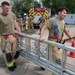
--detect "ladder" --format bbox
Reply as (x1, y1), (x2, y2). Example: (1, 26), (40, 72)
(16, 32), (75, 75)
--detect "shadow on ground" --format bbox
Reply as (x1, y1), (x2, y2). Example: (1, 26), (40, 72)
(22, 29), (39, 35)
(0, 54), (44, 75)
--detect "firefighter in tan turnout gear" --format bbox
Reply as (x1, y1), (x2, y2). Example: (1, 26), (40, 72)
(0, 1), (21, 71)
(39, 7), (73, 66)
(28, 15), (36, 32)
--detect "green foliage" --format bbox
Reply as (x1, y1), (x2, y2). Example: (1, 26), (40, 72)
(12, 0), (29, 17)
(65, 0), (75, 13)
(42, 0), (75, 13)
(12, 0), (41, 17)
(34, 1), (41, 8)
(42, 0), (51, 8)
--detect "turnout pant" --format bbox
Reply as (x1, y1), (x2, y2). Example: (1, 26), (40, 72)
(1, 34), (20, 68)
(48, 38), (60, 60)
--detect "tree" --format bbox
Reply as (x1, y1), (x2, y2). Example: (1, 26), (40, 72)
(65, 0), (75, 13)
(12, 0), (34, 17)
(42, 0), (75, 13)
(42, 0), (51, 8)
(34, 1), (41, 8)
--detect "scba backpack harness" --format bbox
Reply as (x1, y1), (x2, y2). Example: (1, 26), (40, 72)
(53, 17), (65, 42)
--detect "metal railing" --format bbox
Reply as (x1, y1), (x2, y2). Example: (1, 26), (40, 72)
(16, 32), (75, 75)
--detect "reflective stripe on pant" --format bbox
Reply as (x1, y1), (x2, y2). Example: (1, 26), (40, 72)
(25, 24), (28, 30)
(1, 34), (19, 67)
(6, 62), (14, 67)
(4, 53), (14, 67)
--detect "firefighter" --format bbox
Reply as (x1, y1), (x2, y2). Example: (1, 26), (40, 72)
(23, 13), (29, 31)
(17, 15), (24, 31)
(39, 7), (73, 68)
(25, 18), (29, 31)
(28, 15), (36, 32)
(0, 1), (21, 71)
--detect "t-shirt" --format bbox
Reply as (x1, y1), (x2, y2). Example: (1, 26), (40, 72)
(0, 12), (15, 35)
(45, 17), (66, 40)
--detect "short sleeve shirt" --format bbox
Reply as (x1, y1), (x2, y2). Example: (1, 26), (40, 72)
(0, 12), (15, 35)
(45, 17), (66, 40)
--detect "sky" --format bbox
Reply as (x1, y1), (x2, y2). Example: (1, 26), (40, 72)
(36, 0), (39, 2)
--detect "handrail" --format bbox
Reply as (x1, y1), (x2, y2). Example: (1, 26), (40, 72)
(16, 32), (75, 52)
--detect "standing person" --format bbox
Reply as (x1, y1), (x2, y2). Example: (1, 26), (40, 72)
(28, 15), (36, 32)
(39, 7), (73, 65)
(23, 13), (29, 30)
(17, 15), (24, 31)
(0, 1), (21, 71)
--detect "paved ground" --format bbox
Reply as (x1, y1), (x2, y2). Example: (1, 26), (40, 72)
(0, 25), (75, 75)
(0, 53), (52, 75)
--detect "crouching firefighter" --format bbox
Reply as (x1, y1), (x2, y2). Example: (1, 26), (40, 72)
(0, 1), (21, 71)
